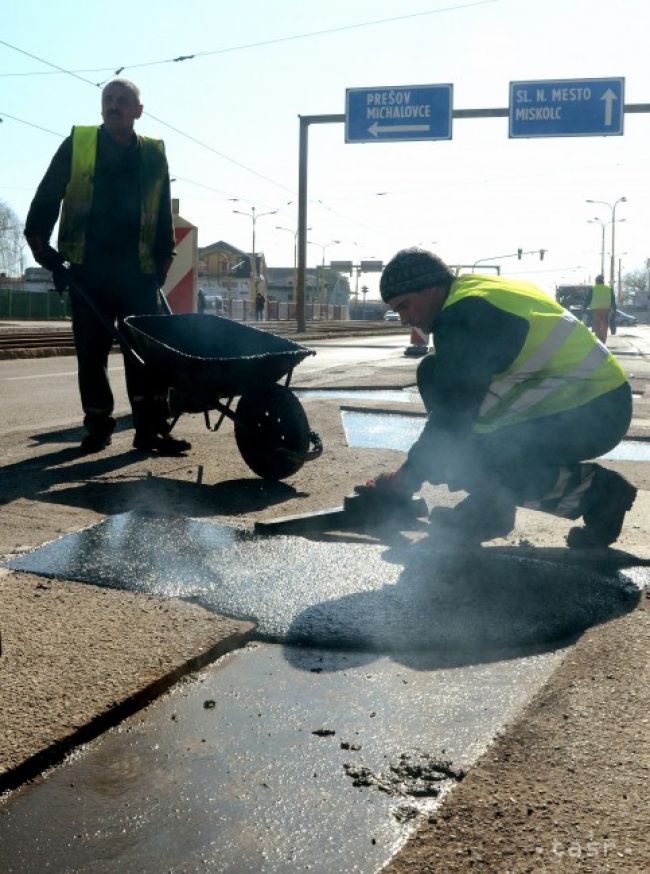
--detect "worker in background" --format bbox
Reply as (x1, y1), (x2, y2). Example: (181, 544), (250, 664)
(584, 274), (616, 344)
(356, 248), (636, 549)
(24, 79), (191, 457)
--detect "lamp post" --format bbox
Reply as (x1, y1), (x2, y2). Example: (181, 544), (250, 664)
(588, 217), (626, 279)
(308, 239), (341, 306)
(276, 225), (311, 305)
(586, 197), (627, 301)
(233, 206), (278, 304)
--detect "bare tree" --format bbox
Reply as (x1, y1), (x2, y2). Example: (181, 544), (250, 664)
(0, 199), (25, 276)
(623, 268), (648, 297)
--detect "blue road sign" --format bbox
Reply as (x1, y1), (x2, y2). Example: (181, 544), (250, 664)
(509, 77), (625, 138)
(345, 84), (453, 143)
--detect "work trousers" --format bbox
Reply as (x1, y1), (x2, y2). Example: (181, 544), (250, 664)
(69, 260), (169, 438)
(416, 355), (632, 519)
(590, 309), (610, 344)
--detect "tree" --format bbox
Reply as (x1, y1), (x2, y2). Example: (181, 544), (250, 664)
(0, 200), (25, 277)
(623, 269), (648, 301)
(622, 268), (648, 297)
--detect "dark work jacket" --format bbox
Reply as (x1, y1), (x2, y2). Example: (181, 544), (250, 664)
(402, 296), (529, 487)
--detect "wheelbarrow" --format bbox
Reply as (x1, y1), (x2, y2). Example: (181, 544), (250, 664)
(120, 311), (323, 480)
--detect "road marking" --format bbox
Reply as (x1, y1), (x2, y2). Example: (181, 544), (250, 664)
(0, 366), (124, 382)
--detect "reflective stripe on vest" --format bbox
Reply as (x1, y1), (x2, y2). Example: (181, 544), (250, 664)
(58, 126), (166, 273)
(441, 274), (627, 433)
(590, 283), (611, 310)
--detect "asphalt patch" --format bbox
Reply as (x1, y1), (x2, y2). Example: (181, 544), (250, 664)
(5, 512), (643, 664)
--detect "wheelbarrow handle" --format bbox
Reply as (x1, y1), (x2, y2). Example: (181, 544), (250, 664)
(158, 287), (173, 315)
(68, 278), (146, 367)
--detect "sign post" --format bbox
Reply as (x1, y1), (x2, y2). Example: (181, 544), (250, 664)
(509, 77), (625, 138)
(346, 84), (453, 143)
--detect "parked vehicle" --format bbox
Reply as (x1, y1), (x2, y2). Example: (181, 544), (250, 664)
(383, 309), (400, 322)
(615, 309), (637, 326)
(204, 293), (224, 315)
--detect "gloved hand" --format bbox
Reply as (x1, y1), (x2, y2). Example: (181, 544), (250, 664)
(354, 468), (414, 502)
(51, 264), (71, 294)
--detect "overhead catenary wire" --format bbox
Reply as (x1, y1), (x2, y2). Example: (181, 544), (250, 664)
(0, 2), (498, 78)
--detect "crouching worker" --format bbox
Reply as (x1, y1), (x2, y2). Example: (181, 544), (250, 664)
(357, 248), (636, 549)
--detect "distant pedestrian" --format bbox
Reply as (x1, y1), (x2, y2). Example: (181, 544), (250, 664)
(197, 288), (207, 314)
(585, 274), (616, 345)
(255, 291), (266, 321)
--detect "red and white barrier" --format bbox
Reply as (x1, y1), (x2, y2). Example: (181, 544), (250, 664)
(404, 325), (430, 357)
(162, 202), (198, 313)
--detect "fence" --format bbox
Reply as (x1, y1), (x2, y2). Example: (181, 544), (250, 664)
(0, 289), (72, 320)
(207, 298), (349, 322)
(0, 288), (351, 323)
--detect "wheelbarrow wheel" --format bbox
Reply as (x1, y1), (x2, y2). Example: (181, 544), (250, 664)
(235, 384), (310, 480)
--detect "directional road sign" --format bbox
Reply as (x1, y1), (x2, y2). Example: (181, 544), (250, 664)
(509, 77), (625, 138)
(345, 84), (453, 143)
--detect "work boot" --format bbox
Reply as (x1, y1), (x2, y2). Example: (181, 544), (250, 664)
(428, 491), (516, 546)
(80, 431), (112, 454)
(133, 433), (192, 456)
(80, 414), (115, 454)
(566, 468), (637, 549)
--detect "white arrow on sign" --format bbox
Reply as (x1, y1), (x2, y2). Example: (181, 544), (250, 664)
(368, 121), (431, 137)
(601, 88), (618, 126)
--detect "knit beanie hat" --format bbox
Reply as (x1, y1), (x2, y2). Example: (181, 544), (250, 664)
(380, 248), (454, 302)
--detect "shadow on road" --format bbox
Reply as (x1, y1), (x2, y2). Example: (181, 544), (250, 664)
(283, 535), (644, 670)
(0, 419), (305, 519)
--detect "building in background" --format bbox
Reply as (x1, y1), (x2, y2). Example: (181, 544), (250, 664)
(198, 240), (268, 306)
(266, 266), (351, 307)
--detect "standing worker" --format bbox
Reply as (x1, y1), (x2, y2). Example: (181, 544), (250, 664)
(356, 248), (636, 549)
(584, 274), (616, 345)
(24, 78), (191, 456)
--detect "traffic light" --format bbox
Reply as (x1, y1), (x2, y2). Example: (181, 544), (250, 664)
(517, 248), (523, 260)
(539, 249), (546, 260)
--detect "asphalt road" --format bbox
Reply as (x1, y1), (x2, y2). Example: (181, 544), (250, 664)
(0, 333), (412, 436)
(1, 325), (648, 872)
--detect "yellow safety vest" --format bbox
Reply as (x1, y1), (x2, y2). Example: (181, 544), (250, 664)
(590, 283), (612, 310)
(58, 126), (167, 273)
(442, 274), (627, 433)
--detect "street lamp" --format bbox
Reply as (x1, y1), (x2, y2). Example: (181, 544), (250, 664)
(308, 239), (341, 305)
(307, 238), (341, 266)
(233, 205), (278, 302)
(588, 217), (626, 278)
(585, 197), (627, 299)
(277, 225), (311, 306)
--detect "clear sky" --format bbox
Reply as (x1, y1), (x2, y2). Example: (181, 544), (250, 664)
(2, 0), (648, 298)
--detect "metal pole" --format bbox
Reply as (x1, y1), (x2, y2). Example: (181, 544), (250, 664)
(600, 223), (606, 277)
(610, 205), (616, 297)
(251, 207), (257, 302)
(296, 117), (310, 332)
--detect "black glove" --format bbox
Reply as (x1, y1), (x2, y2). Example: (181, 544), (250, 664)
(51, 264), (71, 294)
(354, 469), (415, 501)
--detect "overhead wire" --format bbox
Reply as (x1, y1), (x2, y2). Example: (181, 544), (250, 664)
(0, 2), (498, 78)
(0, 1), (505, 241)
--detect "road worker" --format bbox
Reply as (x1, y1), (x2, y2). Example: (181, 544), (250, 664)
(24, 79), (191, 456)
(584, 274), (616, 345)
(356, 248), (636, 548)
